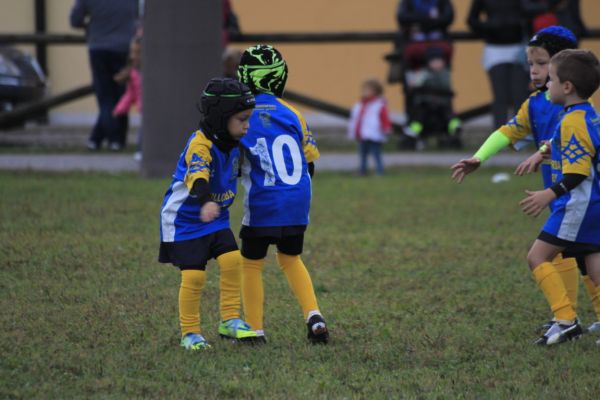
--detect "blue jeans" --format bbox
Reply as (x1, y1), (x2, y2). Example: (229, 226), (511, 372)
(359, 140), (384, 175)
(89, 49), (129, 146)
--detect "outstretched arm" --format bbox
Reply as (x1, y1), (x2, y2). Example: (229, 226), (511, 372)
(451, 130), (510, 183)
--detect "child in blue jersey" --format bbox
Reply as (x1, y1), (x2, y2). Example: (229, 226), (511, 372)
(520, 49), (600, 346)
(159, 78), (258, 350)
(452, 27), (600, 343)
(236, 45), (329, 344)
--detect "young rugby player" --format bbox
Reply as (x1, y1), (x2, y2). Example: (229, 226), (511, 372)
(521, 49), (600, 345)
(451, 27), (600, 338)
(159, 78), (258, 350)
(236, 44), (329, 344)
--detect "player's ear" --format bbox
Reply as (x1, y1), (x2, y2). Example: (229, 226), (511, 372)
(563, 80), (575, 95)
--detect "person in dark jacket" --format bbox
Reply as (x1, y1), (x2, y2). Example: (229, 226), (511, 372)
(397, 0), (454, 41)
(70, 0), (138, 151)
(468, 0), (530, 128)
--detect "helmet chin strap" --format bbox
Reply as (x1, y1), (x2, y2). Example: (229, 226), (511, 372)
(198, 120), (239, 152)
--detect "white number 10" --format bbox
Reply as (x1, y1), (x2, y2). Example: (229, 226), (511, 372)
(249, 135), (303, 186)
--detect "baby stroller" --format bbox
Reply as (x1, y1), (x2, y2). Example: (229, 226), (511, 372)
(398, 40), (462, 150)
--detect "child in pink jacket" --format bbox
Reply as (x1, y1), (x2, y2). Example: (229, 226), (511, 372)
(114, 35), (142, 160)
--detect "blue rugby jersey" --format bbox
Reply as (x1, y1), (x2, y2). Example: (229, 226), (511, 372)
(160, 130), (239, 242)
(542, 102), (600, 244)
(499, 90), (565, 191)
(240, 93), (320, 227)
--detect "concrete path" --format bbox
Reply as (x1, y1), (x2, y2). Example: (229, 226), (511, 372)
(0, 152), (526, 173)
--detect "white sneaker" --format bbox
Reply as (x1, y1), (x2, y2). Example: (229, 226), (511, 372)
(535, 320), (584, 346)
(587, 321), (600, 333)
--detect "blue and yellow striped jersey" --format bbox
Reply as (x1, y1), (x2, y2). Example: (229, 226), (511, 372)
(160, 130), (239, 242)
(543, 102), (600, 244)
(240, 93), (320, 227)
(499, 90), (564, 190)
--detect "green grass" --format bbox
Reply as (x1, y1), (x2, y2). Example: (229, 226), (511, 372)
(1, 169), (599, 399)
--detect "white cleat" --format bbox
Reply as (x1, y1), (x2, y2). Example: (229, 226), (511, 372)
(535, 321), (584, 346)
(587, 321), (600, 333)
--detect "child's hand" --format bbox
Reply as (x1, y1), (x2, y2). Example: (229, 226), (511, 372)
(514, 152), (543, 176)
(519, 189), (556, 217)
(539, 140), (552, 160)
(200, 201), (220, 223)
(450, 157), (481, 183)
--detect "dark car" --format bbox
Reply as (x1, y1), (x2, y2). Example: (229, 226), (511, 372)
(0, 47), (46, 112)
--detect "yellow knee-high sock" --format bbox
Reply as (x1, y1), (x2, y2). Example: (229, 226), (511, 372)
(532, 262), (577, 322)
(276, 253), (319, 320)
(179, 269), (206, 337)
(553, 254), (579, 310)
(242, 257), (266, 331)
(583, 276), (600, 321)
(216, 250), (242, 322)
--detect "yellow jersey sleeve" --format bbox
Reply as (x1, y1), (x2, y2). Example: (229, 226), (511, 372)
(183, 131), (213, 191)
(301, 122), (320, 163)
(560, 111), (596, 176)
(498, 97), (532, 143)
(276, 98), (320, 163)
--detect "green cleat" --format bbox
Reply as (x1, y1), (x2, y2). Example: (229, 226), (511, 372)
(180, 333), (211, 351)
(218, 318), (259, 342)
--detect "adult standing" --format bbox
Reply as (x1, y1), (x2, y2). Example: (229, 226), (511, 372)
(467, 0), (530, 128)
(70, 0), (138, 151)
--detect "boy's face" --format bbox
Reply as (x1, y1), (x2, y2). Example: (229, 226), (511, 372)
(547, 63), (567, 104)
(227, 109), (253, 139)
(527, 47), (551, 89)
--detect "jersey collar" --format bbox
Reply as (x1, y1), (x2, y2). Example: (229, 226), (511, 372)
(564, 101), (592, 113)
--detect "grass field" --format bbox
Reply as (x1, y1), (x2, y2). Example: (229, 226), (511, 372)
(1, 168), (599, 399)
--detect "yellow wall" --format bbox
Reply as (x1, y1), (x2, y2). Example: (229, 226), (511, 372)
(0, 0), (599, 116)
(231, 0), (600, 113)
(0, 0), (96, 114)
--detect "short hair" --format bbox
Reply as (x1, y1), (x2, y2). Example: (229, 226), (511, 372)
(551, 49), (600, 99)
(363, 78), (384, 96)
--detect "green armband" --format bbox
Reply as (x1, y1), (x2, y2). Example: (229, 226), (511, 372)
(473, 130), (511, 163)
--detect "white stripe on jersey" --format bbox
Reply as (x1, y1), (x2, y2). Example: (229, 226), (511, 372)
(160, 181), (189, 242)
(558, 170), (594, 241)
(241, 154), (252, 226)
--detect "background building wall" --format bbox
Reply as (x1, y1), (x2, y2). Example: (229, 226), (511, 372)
(1, 0), (599, 120)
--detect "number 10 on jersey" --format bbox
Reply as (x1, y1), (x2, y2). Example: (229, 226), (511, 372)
(248, 135), (303, 186)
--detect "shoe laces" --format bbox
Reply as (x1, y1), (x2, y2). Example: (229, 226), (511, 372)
(224, 318), (251, 332)
(182, 333), (208, 348)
